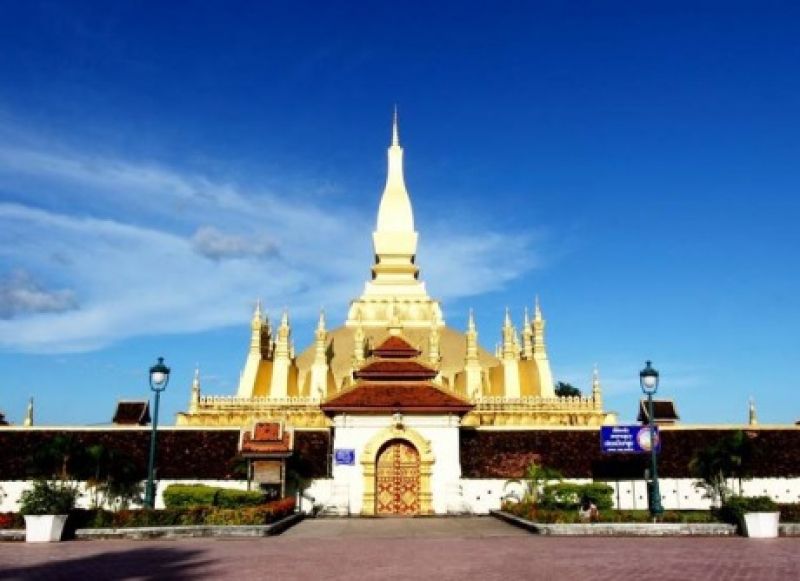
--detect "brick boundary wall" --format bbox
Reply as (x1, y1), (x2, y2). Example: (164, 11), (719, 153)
(460, 427), (800, 479)
(0, 429), (330, 480)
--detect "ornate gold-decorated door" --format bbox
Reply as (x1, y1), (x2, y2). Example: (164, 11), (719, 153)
(376, 439), (420, 516)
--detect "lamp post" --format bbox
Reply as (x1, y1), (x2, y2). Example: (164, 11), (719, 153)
(639, 360), (664, 517)
(144, 357), (170, 509)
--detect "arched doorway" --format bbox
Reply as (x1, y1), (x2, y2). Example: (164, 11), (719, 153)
(375, 439), (420, 516)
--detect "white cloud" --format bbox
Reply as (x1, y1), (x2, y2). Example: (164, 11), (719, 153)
(0, 270), (78, 319)
(0, 139), (545, 353)
(191, 226), (279, 261)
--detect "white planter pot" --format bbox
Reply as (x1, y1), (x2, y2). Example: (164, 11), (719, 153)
(24, 515), (69, 543)
(742, 512), (780, 538)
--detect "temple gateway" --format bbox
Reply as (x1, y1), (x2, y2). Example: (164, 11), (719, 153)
(176, 115), (614, 515)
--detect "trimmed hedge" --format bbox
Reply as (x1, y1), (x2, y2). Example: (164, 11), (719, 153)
(216, 488), (266, 509)
(503, 502), (719, 524)
(64, 497), (295, 530)
(162, 484), (220, 508)
(162, 484), (266, 509)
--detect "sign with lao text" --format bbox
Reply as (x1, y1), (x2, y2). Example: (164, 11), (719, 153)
(601, 425), (661, 454)
(334, 449), (356, 465)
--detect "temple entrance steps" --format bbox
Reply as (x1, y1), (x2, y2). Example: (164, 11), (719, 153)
(281, 516), (528, 538)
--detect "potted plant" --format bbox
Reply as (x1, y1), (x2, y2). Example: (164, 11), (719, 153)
(19, 480), (79, 542)
(722, 495), (780, 538)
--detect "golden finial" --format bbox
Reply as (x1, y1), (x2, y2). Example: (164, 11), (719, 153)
(468, 308), (476, 332)
(748, 397), (758, 425)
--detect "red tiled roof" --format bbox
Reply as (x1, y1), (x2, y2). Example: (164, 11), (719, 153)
(321, 383), (473, 414)
(355, 359), (437, 380)
(371, 335), (420, 358)
(112, 401), (151, 425)
(240, 422), (293, 457)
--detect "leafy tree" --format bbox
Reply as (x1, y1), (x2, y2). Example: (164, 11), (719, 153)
(689, 430), (759, 506)
(555, 381), (581, 398)
(504, 461), (564, 504)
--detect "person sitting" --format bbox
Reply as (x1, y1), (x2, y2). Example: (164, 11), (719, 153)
(578, 496), (599, 523)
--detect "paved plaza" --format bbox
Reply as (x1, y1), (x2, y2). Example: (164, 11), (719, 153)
(1, 517), (798, 580)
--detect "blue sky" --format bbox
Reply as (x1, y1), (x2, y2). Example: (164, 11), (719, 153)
(0, 1), (798, 426)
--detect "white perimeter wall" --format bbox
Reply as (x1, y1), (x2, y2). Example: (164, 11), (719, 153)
(3, 477), (800, 515)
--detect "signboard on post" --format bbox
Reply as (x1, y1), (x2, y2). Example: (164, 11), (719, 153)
(334, 448), (356, 465)
(601, 425), (661, 453)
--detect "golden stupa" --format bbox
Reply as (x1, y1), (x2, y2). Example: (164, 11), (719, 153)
(177, 113), (610, 429)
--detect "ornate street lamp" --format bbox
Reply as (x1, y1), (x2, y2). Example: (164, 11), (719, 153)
(144, 357), (170, 509)
(639, 360), (664, 517)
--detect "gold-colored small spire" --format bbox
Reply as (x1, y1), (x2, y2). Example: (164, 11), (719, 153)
(468, 308), (476, 332)
(534, 295), (542, 321)
(317, 308), (326, 332)
(592, 364), (602, 406)
(23, 396), (33, 427)
(748, 397), (758, 426)
(504, 307), (512, 328)
(523, 307), (530, 328)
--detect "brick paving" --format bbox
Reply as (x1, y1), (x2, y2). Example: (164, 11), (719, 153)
(0, 517), (798, 580)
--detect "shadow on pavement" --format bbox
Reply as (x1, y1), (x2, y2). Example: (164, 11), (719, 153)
(0, 545), (214, 581)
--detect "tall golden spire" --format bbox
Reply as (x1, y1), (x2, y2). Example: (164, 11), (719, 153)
(376, 107), (413, 233)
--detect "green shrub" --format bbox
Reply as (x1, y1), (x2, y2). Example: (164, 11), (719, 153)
(72, 497), (295, 528)
(778, 503), (800, 522)
(19, 481), (79, 515)
(0, 512), (25, 529)
(215, 488), (265, 509)
(540, 482), (582, 509)
(163, 484), (267, 509)
(162, 484), (219, 508)
(539, 482), (614, 511)
(580, 483), (614, 511)
(502, 502), (720, 524)
(719, 495), (778, 525)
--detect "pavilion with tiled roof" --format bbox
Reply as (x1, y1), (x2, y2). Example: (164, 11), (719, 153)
(322, 335), (473, 416)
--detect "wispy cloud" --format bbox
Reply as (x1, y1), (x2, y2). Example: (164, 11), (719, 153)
(191, 226), (279, 261)
(0, 135), (545, 353)
(0, 269), (78, 319)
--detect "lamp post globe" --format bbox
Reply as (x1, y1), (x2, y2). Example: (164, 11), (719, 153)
(639, 360), (664, 517)
(639, 360), (659, 394)
(144, 357), (170, 509)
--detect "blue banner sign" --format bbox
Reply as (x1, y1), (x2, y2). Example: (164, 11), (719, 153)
(601, 425), (661, 454)
(334, 449), (356, 465)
